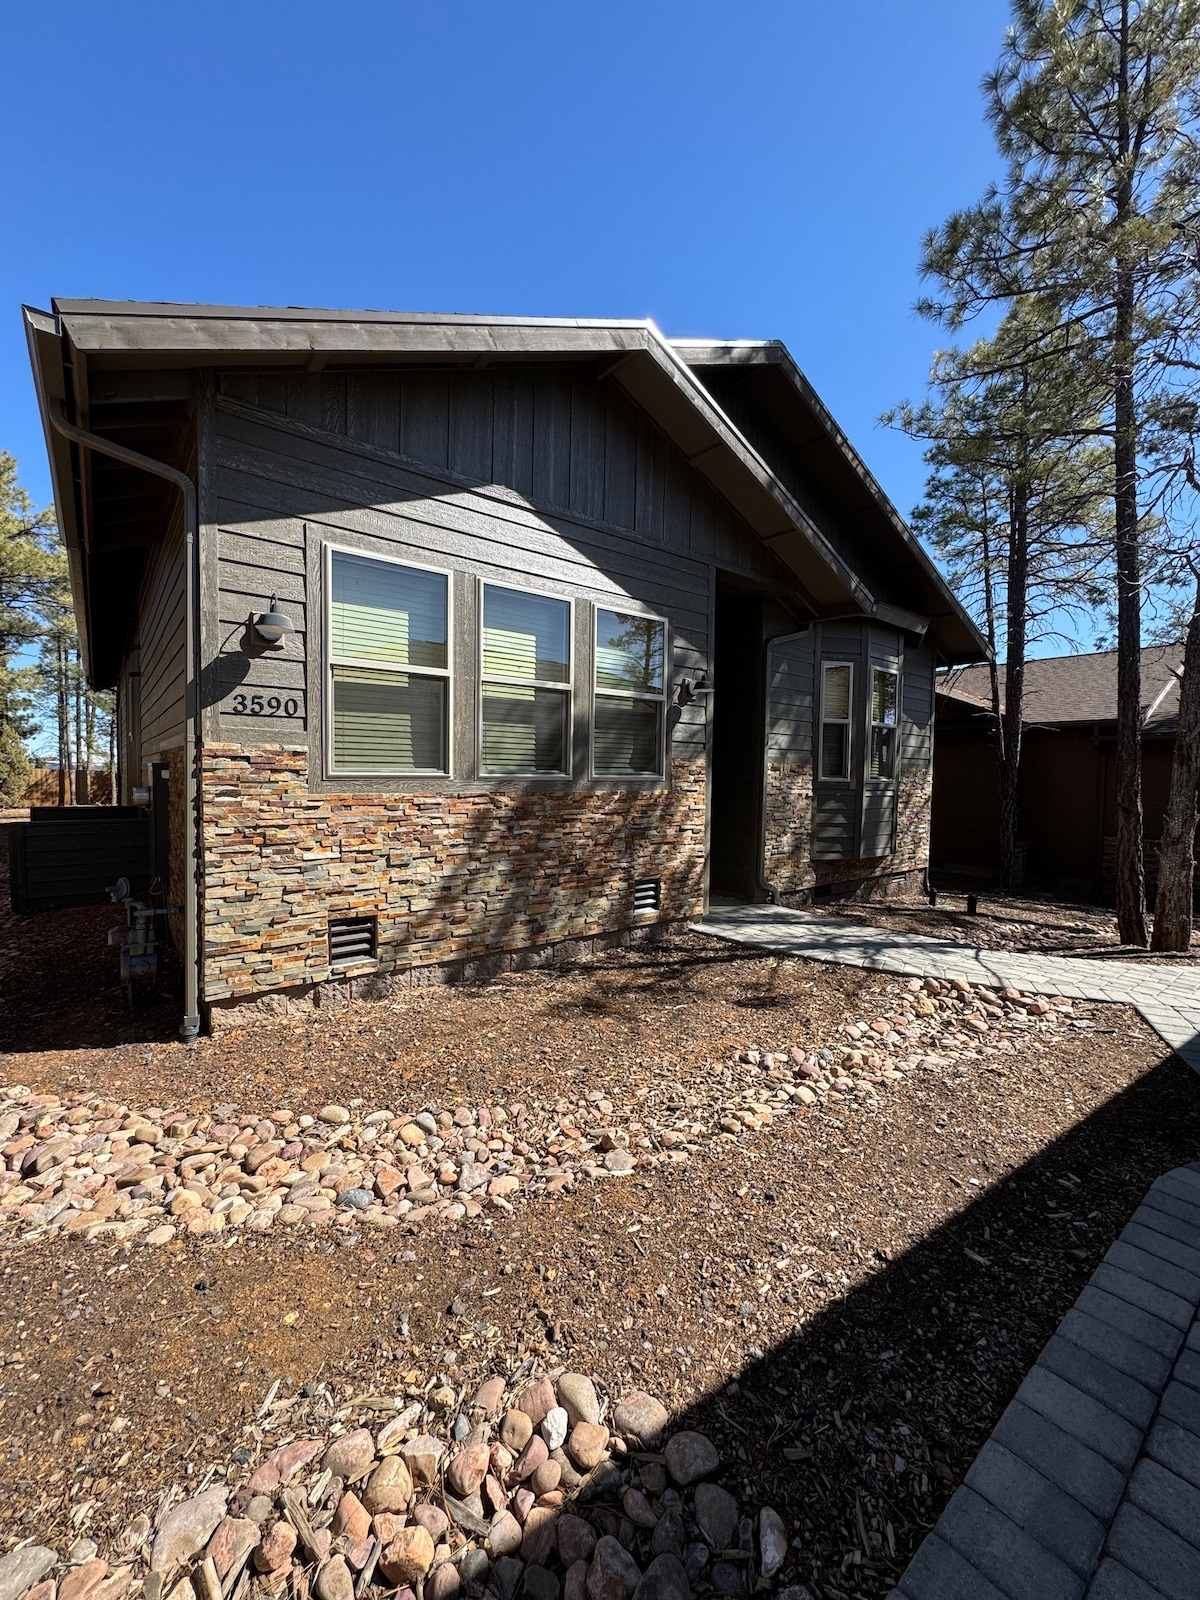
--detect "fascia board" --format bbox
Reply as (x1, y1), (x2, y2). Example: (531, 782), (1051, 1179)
(23, 305), (94, 677)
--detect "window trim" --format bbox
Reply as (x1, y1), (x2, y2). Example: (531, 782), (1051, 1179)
(818, 660), (854, 784)
(324, 541), (455, 779)
(590, 603), (669, 781)
(477, 578), (574, 779)
(868, 665), (901, 784)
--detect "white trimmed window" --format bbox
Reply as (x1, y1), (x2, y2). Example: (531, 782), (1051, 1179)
(870, 667), (899, 780)
(819, 661), (853, 781)
(593, 607), (666, 778)
(327, 548), (450, 774)
(480, 584), (571, 775)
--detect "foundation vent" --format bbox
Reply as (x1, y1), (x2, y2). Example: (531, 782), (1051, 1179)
(633, 877), (662, 914)
(329, 915), (377, 967)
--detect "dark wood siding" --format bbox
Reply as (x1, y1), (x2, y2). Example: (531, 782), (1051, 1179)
(134, 501), (186, 766)
(202, 375), (775, 774)
(766, 630), (815, 765)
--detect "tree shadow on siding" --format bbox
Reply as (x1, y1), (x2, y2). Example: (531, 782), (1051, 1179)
(649, 1046), (1200, 1600)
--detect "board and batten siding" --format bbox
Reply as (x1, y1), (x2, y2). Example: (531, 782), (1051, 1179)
(201, 371), (787, 775)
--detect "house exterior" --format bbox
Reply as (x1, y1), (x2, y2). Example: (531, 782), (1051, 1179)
(25, 300), (984, 1032)
(933, 647), (1192, 887)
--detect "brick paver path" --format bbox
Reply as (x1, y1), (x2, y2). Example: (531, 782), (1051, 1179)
(698, 902), (1200, 1073)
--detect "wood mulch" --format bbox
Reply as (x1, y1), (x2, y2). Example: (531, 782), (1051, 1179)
(1, 864), (1196, 1595)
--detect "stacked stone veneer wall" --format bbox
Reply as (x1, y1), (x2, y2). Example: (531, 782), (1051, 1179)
(765, 762), (932, 904)
(763, 762), (816, 895)
(201, 745), (706, 1022)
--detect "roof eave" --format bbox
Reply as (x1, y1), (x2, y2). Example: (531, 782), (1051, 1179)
(23, 305), (95, 678)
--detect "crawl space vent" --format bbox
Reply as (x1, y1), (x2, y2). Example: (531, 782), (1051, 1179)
(329, 915), (377, 967)
(633, 877), (662, 914)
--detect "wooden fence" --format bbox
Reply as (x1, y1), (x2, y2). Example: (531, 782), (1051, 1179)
(21, 768), (116, 807)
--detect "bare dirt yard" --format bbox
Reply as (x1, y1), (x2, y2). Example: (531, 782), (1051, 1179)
(1, 866), (1197, 1600)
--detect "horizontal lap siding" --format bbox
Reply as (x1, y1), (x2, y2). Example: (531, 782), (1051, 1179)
(901, 642), (935, 766)
(208, 388), (717, 763)
(137, 504), (186, 764)
(767, 632), (815, 763)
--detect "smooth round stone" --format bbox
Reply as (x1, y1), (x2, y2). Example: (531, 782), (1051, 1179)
(613, 1393), (669, 1448)
(541, 1406), (569, 1452)
(556, 1374), (600, 1427)
(663, 1432), (718, 1487)
(339, 1188), (373, 1210)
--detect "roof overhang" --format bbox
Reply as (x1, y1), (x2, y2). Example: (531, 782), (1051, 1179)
(26, 300), (989, 681)
(673, 339), (988, 663)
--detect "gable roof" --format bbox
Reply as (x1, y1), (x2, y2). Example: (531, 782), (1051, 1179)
(24, 299), (988, 681)
(939, 645), (1184, 731)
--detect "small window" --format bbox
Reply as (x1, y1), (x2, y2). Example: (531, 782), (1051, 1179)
(819, 662), (853, 781)
(594, 608), (666, 778)
(328, 550), (450, 774)
(870, 668), (899, 780)
(480, 585), (571, 775)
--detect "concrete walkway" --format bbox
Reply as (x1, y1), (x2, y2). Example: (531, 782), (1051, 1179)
(697, 902), (1200, 1073)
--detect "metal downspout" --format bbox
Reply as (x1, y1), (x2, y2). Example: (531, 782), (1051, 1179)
(48, 401), (202, 1041)
(758, 626), (813, 905)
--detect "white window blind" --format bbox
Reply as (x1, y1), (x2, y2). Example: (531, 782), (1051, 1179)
(593, 608), (666, 777)
(480, 585), (570, 775)
(870, 667), (899, 780)
(327, 551), (450, 774)
(820, 662), (853, 781)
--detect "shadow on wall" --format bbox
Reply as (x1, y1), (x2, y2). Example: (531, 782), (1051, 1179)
(650, 1045), (1200, 1599)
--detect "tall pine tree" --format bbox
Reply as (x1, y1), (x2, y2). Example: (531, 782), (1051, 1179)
(918, 0), (1200, 944)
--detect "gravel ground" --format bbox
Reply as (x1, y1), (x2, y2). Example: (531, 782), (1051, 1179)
(0, 872), (1196, 1598)
(826, 885), (1200, 962)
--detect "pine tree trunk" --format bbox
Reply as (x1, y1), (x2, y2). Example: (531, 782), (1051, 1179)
(56, 637), (68, 807)
(1151, 580), (1200, 951)
(998, 472), (1029, 892)
(1113, 283), (1146, 944)
(74, 650), (88, 805)
(1112, 2), (1148, 947)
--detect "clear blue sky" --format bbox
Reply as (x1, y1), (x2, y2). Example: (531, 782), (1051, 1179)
(2, 0), (1009, 542)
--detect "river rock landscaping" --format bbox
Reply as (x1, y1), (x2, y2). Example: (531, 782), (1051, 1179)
(0, 1369), (793, 1600)
(3, 916), (1200, 1600)
(0, 977), (1078, 1249)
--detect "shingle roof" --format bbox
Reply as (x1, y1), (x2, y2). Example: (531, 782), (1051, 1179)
(938, 645), (1184, 730)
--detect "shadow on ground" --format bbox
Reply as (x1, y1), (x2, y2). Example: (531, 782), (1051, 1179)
(666, 1047), (1200, 1599)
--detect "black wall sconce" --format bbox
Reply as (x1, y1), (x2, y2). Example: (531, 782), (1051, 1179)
(253, 595), (296, 646)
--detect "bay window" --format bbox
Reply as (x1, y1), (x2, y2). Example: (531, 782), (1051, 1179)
(870, 667), (899, 780)
(819, 661), (853, 781)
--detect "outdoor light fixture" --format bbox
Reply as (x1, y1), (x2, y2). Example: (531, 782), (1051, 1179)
(254, 595), (296, 645)
(678, 670), (713, 706)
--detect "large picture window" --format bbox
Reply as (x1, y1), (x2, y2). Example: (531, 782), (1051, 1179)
(819, 661), (853, 781)
(327, 548), (450, 773)
(870, 667), (899, 780)
(593, 608), (666, 777)
(480, 584), (571, 775)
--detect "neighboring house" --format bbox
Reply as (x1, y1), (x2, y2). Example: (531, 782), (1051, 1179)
(25, 299), (984, 1032)
(934, 646), (1191, 886)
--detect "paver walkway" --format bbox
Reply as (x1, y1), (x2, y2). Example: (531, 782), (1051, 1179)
(895, 1162), (1200, 1599)
(698, 902), (1200, 1073)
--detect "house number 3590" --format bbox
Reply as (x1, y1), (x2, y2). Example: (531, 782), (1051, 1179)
(229, 693), (300, 717)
